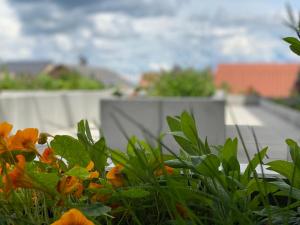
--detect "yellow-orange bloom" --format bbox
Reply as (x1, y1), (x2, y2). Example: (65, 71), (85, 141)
(106, 164), (124, 188)
(57, 176), (84, 198)
(2, 154), (33, 193)
(86, 161), (99, 179)
(0, 122), (12, 140)
(154, 165), (174, 177)
(8, 128), (39, 151)
(88, 182), (110, 203)
(51, 208), (94, 225)
(40, 147), (56, 164)
(0, 122), (13, 153)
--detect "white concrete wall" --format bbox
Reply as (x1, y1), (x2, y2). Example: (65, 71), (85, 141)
(0, 90), (113, 132)
(100, 98), (225, 153)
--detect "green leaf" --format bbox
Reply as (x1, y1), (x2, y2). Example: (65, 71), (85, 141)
(270, 181), (300, 200)
(219, 138), (240, 174)
(246, 179), (278, 196)
(290, 45), (300, 56)
(167, 116), (181, 132)
(286, 139), (300, 170)
(194, 154), (220, 176)
(180, 111), (198, 145)
(168, 131), (196, 155)
(118, 188), (150, 198)
(77, 120), (94, 145)
(26, 164), (59, 195)
(110, 149), (128, 166)
(65, 166), (90, 179)
(241, 147), (268, 185)
(283, 37), (300, 45)
(90, 138), (107, 172)
(165, 159), (193, 169)
(80, 203), (111, 217)
(167, 116), (196, 154)
(219, 138), (238, 162)
(267, 160), (300, 188)
(283, 37), (300, 56)
(51, 135), (90, 167)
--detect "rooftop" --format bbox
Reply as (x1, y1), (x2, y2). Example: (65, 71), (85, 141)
(215, 63), (300, 98)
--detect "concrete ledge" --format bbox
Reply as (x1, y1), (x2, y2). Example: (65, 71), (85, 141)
(260, 98), (300, 128)
(226, 94), (260, 105)
(100, 97), (225, 153)
(0, 90), (113, 132)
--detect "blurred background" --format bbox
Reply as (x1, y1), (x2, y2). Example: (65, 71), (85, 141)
(0, 0), (299, 83)
(1, 0), (300, 162)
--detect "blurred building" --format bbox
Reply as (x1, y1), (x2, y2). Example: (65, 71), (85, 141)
(215, 63), (300, 98)
(0, 60), (52, 77)
(138, 71), (160, 89)
(0, 60), (132, 88)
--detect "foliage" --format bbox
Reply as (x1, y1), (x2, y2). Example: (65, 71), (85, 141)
(0, 71), (104, 90)
(0, 112), (300, 224)
(284, 5), (300, 56)
(148, 68), (215, 97)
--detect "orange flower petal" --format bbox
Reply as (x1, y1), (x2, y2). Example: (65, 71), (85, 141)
(57, 176), (83, 198)
(2, 154), (33, 193)
(8, 128), (39, 150)
(86, 161), (94, 171)
(51, 208), (94, 225)
(106, 165), (124, 187)
(0, 122), (12, 139)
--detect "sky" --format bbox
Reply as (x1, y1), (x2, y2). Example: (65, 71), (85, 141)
(1, 0), (300, 82)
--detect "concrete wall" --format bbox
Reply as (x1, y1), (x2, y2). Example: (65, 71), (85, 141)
(100, 98), (225, 153)
(0, 90), (113, 132)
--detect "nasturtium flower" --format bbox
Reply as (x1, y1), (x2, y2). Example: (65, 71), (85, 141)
(106, 164), (124, 188)
(0, 122), (13, 153)
(51, 208), (94, 225)
(0, 122), (12, 140)
(2, 154), (33, 193)
(57, 176), (84, 198)
(40, 147), (56, 164)
(88, 182), (110, 203)
(86, 161), (99, 179)
(154, 165), (174, 176)
(8, 128), (39, 151)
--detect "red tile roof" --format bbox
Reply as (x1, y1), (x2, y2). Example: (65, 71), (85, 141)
(215, 63), (300, 98)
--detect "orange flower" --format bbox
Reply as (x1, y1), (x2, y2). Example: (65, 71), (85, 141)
(0, 122), (13, 153)
(51, 208), (94, 225)
(2, 154), (33, 193)
(0, 122), (12, 140)
(8, 128), (39, 151)
(154, 165), (174, 176)
(86, 161), (99, 179)
(88, 182), (110, 203)
(57, 176), (84, 198)
(40, 147), (56, 164)
(106, 164), (124, 188)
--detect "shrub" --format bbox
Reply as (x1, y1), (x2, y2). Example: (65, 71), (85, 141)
(0, 71), (105, 90)
(149, 68), (215, 97)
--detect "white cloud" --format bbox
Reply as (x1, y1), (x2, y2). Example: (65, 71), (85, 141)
(53, 34), (73, 51)
(149, 62), (172, 71)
